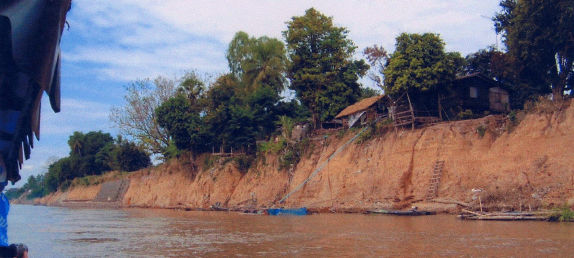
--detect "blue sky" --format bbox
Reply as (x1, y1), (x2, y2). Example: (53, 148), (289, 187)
(15, 0), (501, 187)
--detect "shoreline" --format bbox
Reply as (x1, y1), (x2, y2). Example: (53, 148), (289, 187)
(15, 101), (574, 221)
(14, 202), (563, 222)
(18, 199), (542, 216)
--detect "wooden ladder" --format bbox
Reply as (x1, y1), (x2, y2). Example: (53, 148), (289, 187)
(425, 160), (445, 200)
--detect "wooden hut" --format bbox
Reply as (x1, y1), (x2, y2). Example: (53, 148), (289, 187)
(335, 95), (385, 128)
(448, 73), (510, 114)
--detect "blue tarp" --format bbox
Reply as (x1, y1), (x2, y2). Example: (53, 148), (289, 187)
(267, 207), (308, 216)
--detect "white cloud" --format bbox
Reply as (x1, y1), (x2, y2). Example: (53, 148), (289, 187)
(40, 97), (114, 136)
(65, 0), (501, 82)
(11, 0), (504, 187)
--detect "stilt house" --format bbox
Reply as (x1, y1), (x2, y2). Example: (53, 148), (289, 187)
(447, 73), (510, 113)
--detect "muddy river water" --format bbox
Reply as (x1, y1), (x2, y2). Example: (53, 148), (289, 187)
(7, 205), (574, 257)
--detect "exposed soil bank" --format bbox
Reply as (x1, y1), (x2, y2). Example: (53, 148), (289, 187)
(38, 101), (574, 213)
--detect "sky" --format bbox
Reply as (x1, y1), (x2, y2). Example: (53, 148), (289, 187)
(15, 0), (502, 187)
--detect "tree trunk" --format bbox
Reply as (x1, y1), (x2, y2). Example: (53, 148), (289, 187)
(438, 93), (442, 120)
(406, 92), (415, 130)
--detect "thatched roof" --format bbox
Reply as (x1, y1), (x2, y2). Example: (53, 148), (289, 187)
(335, 95), (384, 119)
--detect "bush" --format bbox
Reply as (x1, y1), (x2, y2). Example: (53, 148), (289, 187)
(279, 147), (300, 170)
(355, 126), (374, 144)
(257, 137), (286, 154)
(336, 129), (346, 139)
(524, 96), (569, 114)
(234, 155), (255, 174)
(203, 155), (217, 170)
(278, 140), (309, 171)
(476, 125), (486, 138)
(550, 206), (574, 222)
(457, 109), (474, 120)
(112, 141), (151, 172)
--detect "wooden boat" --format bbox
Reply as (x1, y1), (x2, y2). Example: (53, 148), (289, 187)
(366, 209), (436, 216)
(458, 209), (549, 221)
(266, 207), (308, 216)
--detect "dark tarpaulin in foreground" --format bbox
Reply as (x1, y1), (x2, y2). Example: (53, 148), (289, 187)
(0, 0), (71, 183)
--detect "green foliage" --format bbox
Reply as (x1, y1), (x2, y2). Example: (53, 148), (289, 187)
(5, 188), (25, 200)
(476, 125), (486, 138)
(248, 85), (281, 138)
(355, 126), (374, 145)
(283, 8), (368, 128)
(63, 131), (132, 181)
(279, 146), (301, 171)
(457, 109), (475, 120)
(550, 205), (574, 222)
(227, 32), (287, 94)
(32, 132), (152, 194)
(233, 155), (255, 174)
(112, 141), (151, 172)
(278, 140), (310, 171)
(359, 87), (380, 100)
(226, 31), (287, 139)
(508, 110), (517, 123)
(383, 33), (464, 96)
(275, 100), (311, 123)
(163, 140), (182, 159)
(336, 129), (346, 139)
(6, 174), (57, 200)
(494, 0), (574, 99)
(278, 116), (295, 138)
(465, 47), (515, 85)
(155, 94), (202, 151)
(203, 155), (216, 170)
(68, 131), (114, 157)
(258, 138), (286, 154)
(178, 71), (206, 105)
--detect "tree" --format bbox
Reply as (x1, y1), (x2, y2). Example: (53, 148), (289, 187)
(111, 141), (151, 172)
(65, 131), (115, 176)
(363, 44), (389, 91)
(110, 77), (177, 156)
(226, 32), (288, 137)
(494, 0), (574, 99)
(155, 94), (202, 152)
(464, 47), (525, 107)
(177, 71), (208, 108)
(383, 33), (464, 96)
(465, 47), (512, 82)
(283, 8), (368, 128)
(68, 131), (114, 157)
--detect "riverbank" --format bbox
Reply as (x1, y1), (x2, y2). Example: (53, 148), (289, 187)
(30, 99), (574, 214)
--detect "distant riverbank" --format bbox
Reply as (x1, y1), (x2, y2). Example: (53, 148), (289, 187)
(28, 100), (574, 215)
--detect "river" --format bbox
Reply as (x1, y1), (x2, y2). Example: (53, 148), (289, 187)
(7, 205), (574, 257)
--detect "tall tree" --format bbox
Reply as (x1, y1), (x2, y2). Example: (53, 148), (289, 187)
(226, 33), (291, 138)
(111, 141), (151, 172)
(110, 77), (177, 156)
(465, 47), (512, 83)
(283, 8), (368, 128)
(177, 71), (209, 109)
(494, 0), (574, 99)
(155, 94), (203, 152)
(363, 44), (389, 91)
(464, 47), (524, 106)
(383, 33), (464, 96)
(227, 32), (287, 94)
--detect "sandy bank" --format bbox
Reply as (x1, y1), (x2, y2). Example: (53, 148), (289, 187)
(39, 100), (574, 213)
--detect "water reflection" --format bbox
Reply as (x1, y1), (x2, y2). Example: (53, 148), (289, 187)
(7, 205), (574, 257)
